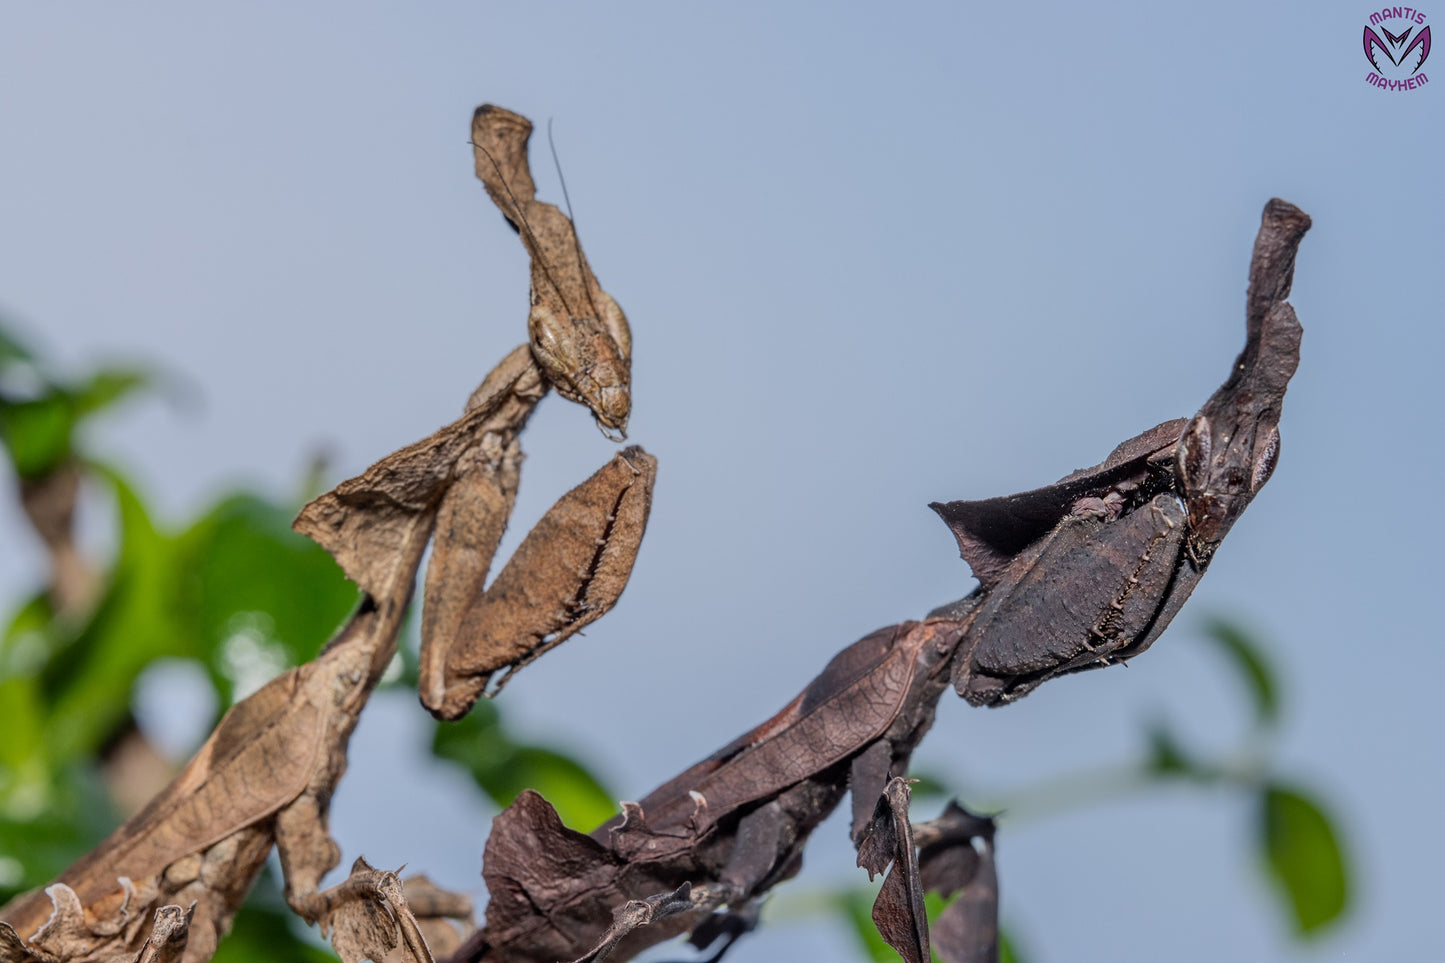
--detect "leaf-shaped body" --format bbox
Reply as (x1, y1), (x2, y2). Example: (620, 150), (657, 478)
(930, 419), (1183, 590)
(959, 493), (1186, 705)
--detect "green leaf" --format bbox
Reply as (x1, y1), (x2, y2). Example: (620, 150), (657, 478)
(0, 322), (36, 366)
(38, 469), (192, 759)
(0, 676), (46, 780)
(1143, 718), (1197, 778)
(999, 926), (1027, 963)
(0, 765), (120, 903)
(1201, 618), (1279, 727)
(0, 349), (149, 477)
(834, 888), (896, 962)
(176, 493), (358, 702)
(1, 591), (55, 678)
(499, 746), (618, 829)
(1258, 783), (1349, 936)
(73, 366), (152, 417)
(431, 700), (616, 829)
(0, 391), (75, 478)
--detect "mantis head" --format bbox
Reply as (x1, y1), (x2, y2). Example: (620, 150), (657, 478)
(529, 289), (632, 440)
(1176, 408), (1281, 561)
(1176, 198), (1309, 563)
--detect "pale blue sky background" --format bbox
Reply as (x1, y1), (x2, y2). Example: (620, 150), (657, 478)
(1, 2), (1440, 960)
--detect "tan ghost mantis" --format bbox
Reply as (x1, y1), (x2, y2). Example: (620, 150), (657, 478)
(0, 103), (654, 963)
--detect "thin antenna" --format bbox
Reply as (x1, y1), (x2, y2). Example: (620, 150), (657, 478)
(547, 118), (603, 322)
(470, 137), (576, 319)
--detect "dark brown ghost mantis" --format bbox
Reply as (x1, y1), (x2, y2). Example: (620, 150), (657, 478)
(935, 199), (1309, 705)
(456, 198), (1311, 963)
(295, 105), (656, 721)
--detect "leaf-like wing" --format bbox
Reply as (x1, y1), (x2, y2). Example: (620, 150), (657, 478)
(930, 419), (1183, 589)
(1, 668), (322, 939)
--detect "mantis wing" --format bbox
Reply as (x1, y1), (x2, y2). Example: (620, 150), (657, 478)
(2, 667), (324, 939)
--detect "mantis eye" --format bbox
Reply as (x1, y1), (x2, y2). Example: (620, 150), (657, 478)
(528, 305), (575, 373)
(1178, 415), (1213, 492)
(596, 290), (631, 361)
(1251, 425), (1280, 492)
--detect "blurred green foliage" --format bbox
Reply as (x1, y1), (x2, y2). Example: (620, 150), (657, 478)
(1203, 616), (1281, 728)
(432, 700), (616, 830)
(1260, 784), (1348, 936)
(0, 325), (149, 482)
(1195, 620), (1349, 940)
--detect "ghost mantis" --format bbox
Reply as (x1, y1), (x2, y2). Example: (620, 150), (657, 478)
(0, 104), (654, 963)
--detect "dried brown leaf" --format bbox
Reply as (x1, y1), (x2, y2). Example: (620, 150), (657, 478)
(565, 884), (696, 963)
(451, 202), (1311, 963)
(400, 877), (472, 923)
(2, 881), (154, 962)
(0, 549), (426, 962)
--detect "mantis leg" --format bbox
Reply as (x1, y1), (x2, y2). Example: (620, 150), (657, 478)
(421, 446), (656, 720)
